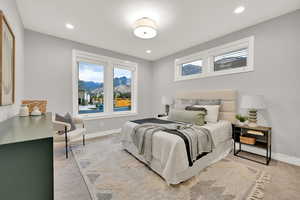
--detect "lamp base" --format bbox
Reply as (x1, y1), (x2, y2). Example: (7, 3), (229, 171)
(248, 109), (257, 126)
(165, 105), (170, 116)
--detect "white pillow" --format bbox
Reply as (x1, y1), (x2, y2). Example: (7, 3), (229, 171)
(193, 105), (220, 123)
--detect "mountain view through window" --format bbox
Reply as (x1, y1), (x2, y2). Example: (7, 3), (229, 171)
(113, 68), (132, 112)
(78, 61), (104, 114)
(78, 62), (132, 114)
(181, 60), (203, 76)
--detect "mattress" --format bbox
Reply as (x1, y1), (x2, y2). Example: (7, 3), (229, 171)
(121, 119), (233, 184)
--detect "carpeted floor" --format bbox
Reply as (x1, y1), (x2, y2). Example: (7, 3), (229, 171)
(54, 134), (300, 200)
(54, 142), (92, 200)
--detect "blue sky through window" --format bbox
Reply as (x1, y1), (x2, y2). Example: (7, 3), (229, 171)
(79, 62), (131, 83)
(114, 68), (131, 78)
(79, 62), (104, 83)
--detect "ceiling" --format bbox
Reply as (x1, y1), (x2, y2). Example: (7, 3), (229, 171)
(16, 0), (300, 61)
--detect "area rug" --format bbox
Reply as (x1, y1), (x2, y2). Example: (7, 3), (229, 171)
(72, 134), (270, 200)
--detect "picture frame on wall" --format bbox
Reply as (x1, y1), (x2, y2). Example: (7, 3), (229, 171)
(0, 10), (15, 106)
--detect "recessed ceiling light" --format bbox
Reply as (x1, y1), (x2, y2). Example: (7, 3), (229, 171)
(134, 17), (157, 39)
(234, 6), (245, 14)
(65, 23), (74, 29)
(146, 50), (152, 54)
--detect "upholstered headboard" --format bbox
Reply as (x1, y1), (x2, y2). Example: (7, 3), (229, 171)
(175, 89), (237, 123)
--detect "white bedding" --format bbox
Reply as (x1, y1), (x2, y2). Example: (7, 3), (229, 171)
(121, 119), (232, 184)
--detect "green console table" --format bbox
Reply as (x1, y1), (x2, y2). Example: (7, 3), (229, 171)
(0, 113), (54, 200)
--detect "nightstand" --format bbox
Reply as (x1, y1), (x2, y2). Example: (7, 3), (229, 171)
(232, 124), (272, 165)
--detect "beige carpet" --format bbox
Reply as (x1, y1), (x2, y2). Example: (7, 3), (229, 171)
(54, 134), (300, 200)
(54, 142), (91, 200)
(71, 134), (270, 200)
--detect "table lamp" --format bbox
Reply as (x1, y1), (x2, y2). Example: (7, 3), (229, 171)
(240, 95), (266, 127)
(161, 96), (173, 115)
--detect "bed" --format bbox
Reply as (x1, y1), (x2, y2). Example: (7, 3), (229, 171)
(121, 89), (237, 184)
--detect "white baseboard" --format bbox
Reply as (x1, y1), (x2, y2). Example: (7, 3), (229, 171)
(85, 128), (121, 139)
(241, 145), (300, 166)
(72, 128), (121, 142)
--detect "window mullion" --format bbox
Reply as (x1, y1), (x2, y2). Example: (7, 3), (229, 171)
(104, 63), (114, 114)
(131, 69), (136, 113)
(206, 56), (213, 74)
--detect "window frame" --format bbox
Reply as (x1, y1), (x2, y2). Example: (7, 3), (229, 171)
(174, 36), (254, 81)
(72, 50), (138, 119)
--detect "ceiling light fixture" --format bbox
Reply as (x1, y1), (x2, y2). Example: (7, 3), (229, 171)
(146, 50), (152, 54)
(65, 23), (74, 29)
(234, 6), (245, 14)
(134, 17), (157, 39)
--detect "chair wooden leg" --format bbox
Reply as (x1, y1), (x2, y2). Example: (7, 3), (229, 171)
(65, 126), (68, 159)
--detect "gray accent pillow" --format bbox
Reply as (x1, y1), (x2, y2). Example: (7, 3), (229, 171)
(196, 99), (221, 105)
(64, 113), (76, 131)
(174, 99), (197, 110)
(168, 109), (206, 126)
(55, 113), (68, 124)
(55, 113), (76, 131)
(185, 106), (207, 113)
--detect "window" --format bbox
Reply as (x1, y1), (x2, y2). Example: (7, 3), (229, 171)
(181, 60), (203, 76)
(113, 67), (132, 112)
(175, 36), (254, 81)
(72, 50), (137, 118)
(78, 61), (104, 114)
(214, 48), (248, 72)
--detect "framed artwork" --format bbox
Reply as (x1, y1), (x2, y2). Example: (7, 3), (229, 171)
(0, 11), (15, 105)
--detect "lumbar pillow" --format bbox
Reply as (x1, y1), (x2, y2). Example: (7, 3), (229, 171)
(168, 109), (206, 126)
(193, 105), (220, 123)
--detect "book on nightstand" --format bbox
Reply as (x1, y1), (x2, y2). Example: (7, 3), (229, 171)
(247, 130), (264, 136)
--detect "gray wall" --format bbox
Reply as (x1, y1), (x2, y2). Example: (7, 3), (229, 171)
(24, 30), (154, 133)
(0, 0), (24, 121)
(152, 10), (300, 158)
(24, 10), (300, 158)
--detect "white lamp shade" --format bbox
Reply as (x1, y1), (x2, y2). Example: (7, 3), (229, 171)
(240, 95), (266, 110)
(161, 96), (173, 105)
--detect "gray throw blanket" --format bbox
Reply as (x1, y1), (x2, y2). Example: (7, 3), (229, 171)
(180, 126), (214, 162)
(131, 123), (214, 164)
(131, 123), (179, 163)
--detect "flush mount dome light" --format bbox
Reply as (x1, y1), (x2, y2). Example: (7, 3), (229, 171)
(134, 17), (157, 39)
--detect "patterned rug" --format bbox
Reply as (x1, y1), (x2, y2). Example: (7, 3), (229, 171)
(72, 134), (270, 200)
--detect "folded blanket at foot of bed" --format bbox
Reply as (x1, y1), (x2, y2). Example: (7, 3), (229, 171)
(131, 118), (214, 166)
